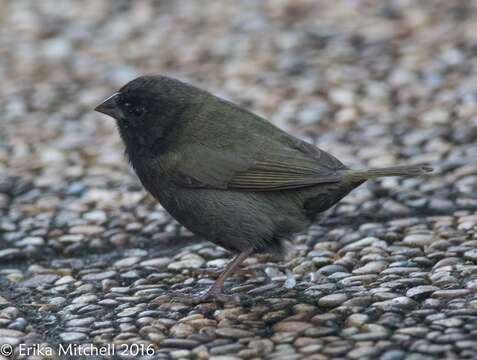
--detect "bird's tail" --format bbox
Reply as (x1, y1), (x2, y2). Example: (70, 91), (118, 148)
(342, 163), (433, 182)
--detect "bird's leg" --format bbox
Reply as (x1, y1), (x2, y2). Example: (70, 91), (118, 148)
(171, 248), (253, 304)
(206, 249), (253, 297)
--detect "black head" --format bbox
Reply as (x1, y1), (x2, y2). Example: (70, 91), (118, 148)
(95, 75), (202, 156)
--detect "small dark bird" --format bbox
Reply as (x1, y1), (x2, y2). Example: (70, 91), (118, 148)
(95, 76), (432, 302)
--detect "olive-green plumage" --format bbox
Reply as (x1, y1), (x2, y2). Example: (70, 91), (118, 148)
(95, 75), (432, 301)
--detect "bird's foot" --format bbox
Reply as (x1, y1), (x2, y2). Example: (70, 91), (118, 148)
(169, 249), (254, 305)
(169, 288), (242, 304)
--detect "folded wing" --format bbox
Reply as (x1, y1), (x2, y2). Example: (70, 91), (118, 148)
(170, 137), (347, 191)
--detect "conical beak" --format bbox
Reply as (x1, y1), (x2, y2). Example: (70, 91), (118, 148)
(94, 93), (122, 119)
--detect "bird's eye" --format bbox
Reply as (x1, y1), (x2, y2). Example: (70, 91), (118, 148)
(119, 96), (145, 118)
(133, 107), (145, 117)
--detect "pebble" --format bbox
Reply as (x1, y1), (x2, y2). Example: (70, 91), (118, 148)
(0, 249), (24, 260)
(0, 329), (24, 337)
(71, 294), (98, 304)
(349, 324), (390, 341)
(317, 264), (348, 275)
(373, 297), (417, 311)
(432, 289), (471, 299)
(55, 276), (75, 285)
(8, 318), (27, 331)
(347, 346), (380, 359)
(65, 317), (95, 327)
(168, 254), (205, 270)
(345, 314), (369, 327)
(273, 321), (312, 333)
(380, 350), (406, 360)
(210, 344), (244, 355)
(60, 332), (87, 342)
(82, 271), (116, 281)
(406, 286), (439, 299)
(114, 257), (141, 267)
(17, 236), (44, 246)
(215, 327), (253, 339)
(249, 339), (274, 354)
(19, 274), (60, 288)
(170, 323), (195, 338)
(464, 249), (477, 261)
(353, 261), (387, 274)
(49, 297), (67, 307)
(0, 336), (21, 346)
(162, 339), (200, 349)
(340, 237), (381, 252)
(140, 257), (172, 267)
(402, 234), (435, 247)
(433, 318), (463, 328)
(170, 349), (191, 359)
(83, 210), (107, 224)
(318, 293), (348, 307)
(69, 225), (105, 235)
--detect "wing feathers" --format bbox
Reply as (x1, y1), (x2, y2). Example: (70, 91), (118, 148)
(169, 139), (346, 191)
(229, 170), (342, 191)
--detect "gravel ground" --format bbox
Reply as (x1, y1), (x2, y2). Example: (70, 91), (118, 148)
(1, 1), (477, 359)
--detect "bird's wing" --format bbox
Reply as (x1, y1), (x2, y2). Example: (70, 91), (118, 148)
(167, 138), (347, 191)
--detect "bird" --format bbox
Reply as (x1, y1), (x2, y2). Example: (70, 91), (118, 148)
(95, 75), (432, 302)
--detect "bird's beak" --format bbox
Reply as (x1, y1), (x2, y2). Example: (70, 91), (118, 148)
(94, 92), (122, 119)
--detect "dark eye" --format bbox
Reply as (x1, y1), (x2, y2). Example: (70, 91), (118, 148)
(132, 107), (145, 117)
(122, 101), (144, 117)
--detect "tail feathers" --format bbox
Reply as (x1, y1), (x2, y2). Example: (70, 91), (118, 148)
(343, 163), (433, 182)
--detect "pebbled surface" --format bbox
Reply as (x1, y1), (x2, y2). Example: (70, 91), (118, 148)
(1, 1), (477, 359)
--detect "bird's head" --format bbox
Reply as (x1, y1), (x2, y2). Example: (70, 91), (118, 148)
(95, 75), (201, 155)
